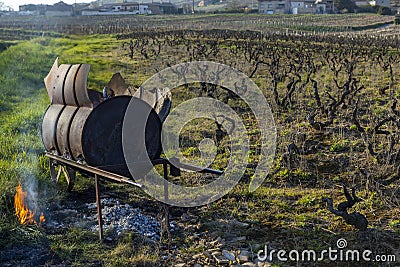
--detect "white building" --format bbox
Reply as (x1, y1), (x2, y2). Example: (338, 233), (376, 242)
(82, 2), (151, 15)
(369, 0), (391, 7)
(258, 0), (289, 14)
(259, 0), (333, 14)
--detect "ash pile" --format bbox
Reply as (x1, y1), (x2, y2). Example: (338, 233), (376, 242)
(86, 198), (175, 240)
(45, 197), (175, 241)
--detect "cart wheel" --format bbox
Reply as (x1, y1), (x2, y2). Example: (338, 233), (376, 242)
(49, 159), (76, 192)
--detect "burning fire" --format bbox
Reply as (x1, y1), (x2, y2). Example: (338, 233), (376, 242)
(40, 213), (45, 223)
(14, 181), (45, 225)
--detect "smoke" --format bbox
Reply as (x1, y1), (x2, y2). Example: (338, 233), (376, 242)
(15, 121), (48, 222)
(24, 173), (39, 215)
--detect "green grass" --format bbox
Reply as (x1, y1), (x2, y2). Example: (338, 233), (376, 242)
(0, 39), (56, 206)
(0, 39), (55, 250)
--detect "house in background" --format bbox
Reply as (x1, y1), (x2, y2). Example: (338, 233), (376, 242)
(355, 0), (369, 6)
(19, 1), (73, 16)
(369, 0), (391, 7)
(147, 2), (178, 15)
(102, 2), (140, 13)
(18, 4), (41, 15)
(45, 1), (73, 16)
(82, 2), (152, 15)
(290, 0), (317, 14)
(258, 0), (334, 13)
(312, 0), (334, 13)
(81, 2), (177, 15)
(72, 3), (91, 16)
(391, 0), (400, 12)
(258, 0), (290, 14)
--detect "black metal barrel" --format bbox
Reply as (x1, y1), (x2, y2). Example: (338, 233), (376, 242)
(81, 96), (161, 176)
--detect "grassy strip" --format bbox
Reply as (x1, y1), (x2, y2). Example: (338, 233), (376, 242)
(0, 39), (56, 250)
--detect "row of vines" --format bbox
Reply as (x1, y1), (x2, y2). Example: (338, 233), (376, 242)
(119, 28), (400, 205)
(0, 14), (395, 36)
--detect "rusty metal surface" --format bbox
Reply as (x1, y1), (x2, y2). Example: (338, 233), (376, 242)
(42, 59), (168, 177)
(42, 105), (92, 160)
(95, 174), (104, 241)
(107, 72), (132, 96)
(56, 106), (78, 158)
(44, 58), (92, 108)
(105, 73), (171, 122)
(42, 58), (94, 160)
(63, 64), (80, 106)
(87, 89), (102, 107)
(135, 87), (171, 122)
(68, 107), (92, 160)
(44, 58), (58, 104)
(73, 64), (92, 107)
(63, 64), (92, 107)
(52, 64), (71, 105)
(41, 104), (65, 154)
(45, 152), (144, 188)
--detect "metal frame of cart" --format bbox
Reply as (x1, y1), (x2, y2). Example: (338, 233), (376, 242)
(45, 152), (223, 240)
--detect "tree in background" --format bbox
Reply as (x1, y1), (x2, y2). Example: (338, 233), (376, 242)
(334, 0), (357, 12)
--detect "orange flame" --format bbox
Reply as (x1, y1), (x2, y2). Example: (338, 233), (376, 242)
(14, 181), (45, 225)
(40, 213), (45, 223)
